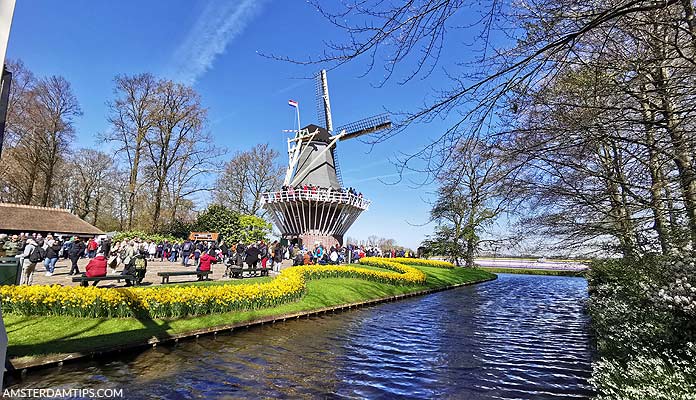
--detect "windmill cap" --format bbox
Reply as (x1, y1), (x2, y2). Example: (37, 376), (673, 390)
(300, 124), (332, 143)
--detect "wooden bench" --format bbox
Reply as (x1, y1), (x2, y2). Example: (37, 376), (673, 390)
(72, 274), (137, 287)
(157, 270), (211, 284)
(227, 266), (269, 279)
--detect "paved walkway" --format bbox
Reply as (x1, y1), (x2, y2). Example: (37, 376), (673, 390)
(29, 257), (289, 287)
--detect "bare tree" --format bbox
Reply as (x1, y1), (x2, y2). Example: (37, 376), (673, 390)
(426, 137), (511, 266)
(0, 67), (81, 207)
(30, 76), (82, 206)
(67, 149), (114, 223)
(105, 73), (158, 229)
(283, 0), (696, 256)
(213, 143), (283, 216)
(145, 79), (208, 230)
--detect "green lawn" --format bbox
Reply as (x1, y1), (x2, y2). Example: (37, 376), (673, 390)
(5, 265), (494, 361)
(479, 267), (587, 277)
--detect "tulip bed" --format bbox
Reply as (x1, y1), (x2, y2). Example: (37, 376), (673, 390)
(0, 257), (439, 319)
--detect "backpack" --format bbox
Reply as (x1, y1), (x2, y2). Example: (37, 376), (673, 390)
(183, 242), (192, 252)
(29, 245), (45, 263)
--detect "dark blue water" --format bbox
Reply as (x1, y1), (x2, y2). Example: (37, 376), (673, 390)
(10, 274), (593, 399)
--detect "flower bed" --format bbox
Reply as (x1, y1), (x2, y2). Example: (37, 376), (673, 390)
(0, 258), (447, 319)
(387, 257), (455, 269)
(587, 255), (696, 399)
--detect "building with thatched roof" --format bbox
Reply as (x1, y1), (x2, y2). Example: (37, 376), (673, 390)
(0, 203), (103, 237)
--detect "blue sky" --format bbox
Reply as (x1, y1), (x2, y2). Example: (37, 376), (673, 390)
(6, 1), (487, 249)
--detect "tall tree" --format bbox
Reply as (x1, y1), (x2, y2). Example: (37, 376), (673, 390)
(427, 137), (510, 266)
(145, 79), (208, 230)
(31, 76), (82, 206)
(105, 73), (158, 229)
(67, 149), (115, 223)
(213, 143), (283, 216)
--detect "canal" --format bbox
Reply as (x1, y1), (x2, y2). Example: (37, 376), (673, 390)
(9, 274), (593, 399)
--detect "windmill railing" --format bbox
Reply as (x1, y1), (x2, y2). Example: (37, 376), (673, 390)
(261, 189), (371, 210)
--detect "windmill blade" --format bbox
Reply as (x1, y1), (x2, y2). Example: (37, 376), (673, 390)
(331, 146), (344, 186)
(315, 70), (333, 131)
(336, 113), (392, 141)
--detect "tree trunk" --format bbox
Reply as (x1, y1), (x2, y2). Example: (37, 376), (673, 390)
(653, 65), (696, 247)
(598, 143), (637, 257)
(127, 129), (146, 229)
(639, 89), (671, 253)
(23, 160), (38, 205)
(465, 236), (476, 268)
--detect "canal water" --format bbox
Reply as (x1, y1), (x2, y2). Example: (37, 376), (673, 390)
(9, 274), (593, 399)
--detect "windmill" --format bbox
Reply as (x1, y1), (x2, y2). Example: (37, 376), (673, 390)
(262, 70), (392, 247)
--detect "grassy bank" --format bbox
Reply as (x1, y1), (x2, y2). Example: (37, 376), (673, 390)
(479, 267), (586, 277)
(5, 265), (494, 361)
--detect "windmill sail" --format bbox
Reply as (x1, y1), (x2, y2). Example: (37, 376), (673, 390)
(315, 70), (333, 132)
(336, 113), (392, 141)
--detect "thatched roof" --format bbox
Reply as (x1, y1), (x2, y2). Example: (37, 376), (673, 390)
(0, 203), (103, 236)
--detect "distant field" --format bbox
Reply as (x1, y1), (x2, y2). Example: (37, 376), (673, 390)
(474, 258), (589, 272)
(480, 267), (587, 277)
(476, 257), (591, 263)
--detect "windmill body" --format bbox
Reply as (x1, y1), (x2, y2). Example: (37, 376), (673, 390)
(261, 70), (391, 247)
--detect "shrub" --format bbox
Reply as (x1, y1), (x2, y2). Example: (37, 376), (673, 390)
(587, 255), (696, 398)
(112, 231), (182, 244)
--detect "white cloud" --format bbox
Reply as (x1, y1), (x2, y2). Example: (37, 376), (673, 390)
(171, 0), (265, 84)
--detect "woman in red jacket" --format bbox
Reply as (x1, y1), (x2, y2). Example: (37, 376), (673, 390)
(85, 252), (108, 286)
(197, 251), (218, 279)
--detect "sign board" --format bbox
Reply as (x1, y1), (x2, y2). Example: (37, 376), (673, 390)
(188, 232), (219, 242)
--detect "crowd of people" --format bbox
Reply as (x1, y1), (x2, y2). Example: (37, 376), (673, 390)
(0, 232), (416, 286)
(0, 233), (114, 285)
(287, 243), (414, 266)
(269, 185), (364, 201)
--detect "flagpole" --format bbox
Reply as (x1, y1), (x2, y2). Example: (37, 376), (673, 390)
(296, 103), (301, 132)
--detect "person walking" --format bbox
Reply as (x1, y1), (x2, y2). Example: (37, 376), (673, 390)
(61, 239), (72, 260)
(44, 238), (61, 276)
(273, 241), (283, 272)
(68, 237), (86, 275)
(170, 242), (179, 262)
(147, 241), (157, 261)
(86, 238), (99, 258)
(17, 238), (42, 285)
(181, 240), (193, 267)
(100, 237), (112, 258)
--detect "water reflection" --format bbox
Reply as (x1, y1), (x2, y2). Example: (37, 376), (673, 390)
(9, 274), (592, 399)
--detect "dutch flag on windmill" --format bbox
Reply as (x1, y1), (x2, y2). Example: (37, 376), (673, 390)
(288, 99), (298, 108)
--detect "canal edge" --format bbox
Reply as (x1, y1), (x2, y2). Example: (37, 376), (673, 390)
(6, 275), (498, 375)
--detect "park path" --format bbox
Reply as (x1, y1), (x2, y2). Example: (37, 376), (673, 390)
(28, 257), (288, 287)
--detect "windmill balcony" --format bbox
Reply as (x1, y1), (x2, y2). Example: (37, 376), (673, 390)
(260, 189), (371, 210)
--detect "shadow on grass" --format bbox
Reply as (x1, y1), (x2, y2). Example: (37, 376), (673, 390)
(6, 302), (173, 360)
